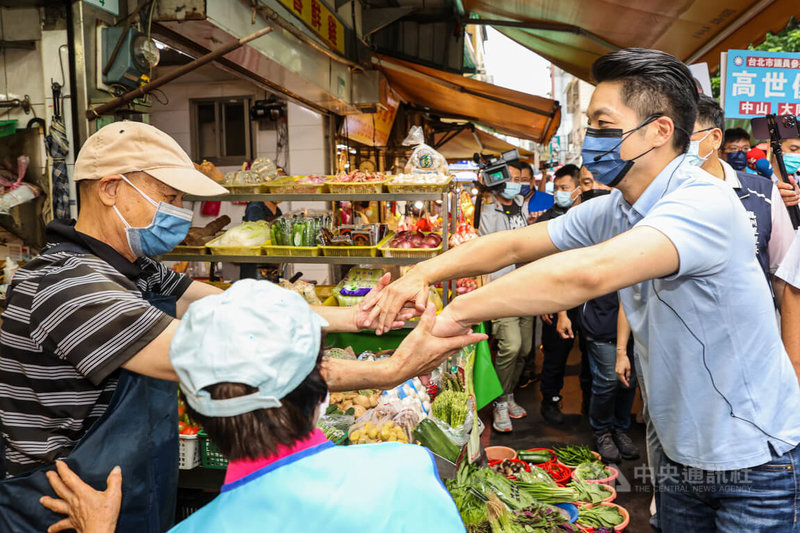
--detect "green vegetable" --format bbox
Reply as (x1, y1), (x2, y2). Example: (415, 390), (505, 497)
(513, 480), (578, 504)
(568, 479), (613, 504)
(517, 450), (553, 464)
(217, 221), (270, 247)
(577, 505), (624, 528)
(431, 389), (469, 428)
(573, 462), (613, 481)
(471, 468), (537, 510)
(515, 467), (556, 487)
(413, 418), (461, 462)
(554, 445), (600, 466)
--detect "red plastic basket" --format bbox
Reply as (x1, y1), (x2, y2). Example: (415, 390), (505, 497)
(488, 458), (531, 481)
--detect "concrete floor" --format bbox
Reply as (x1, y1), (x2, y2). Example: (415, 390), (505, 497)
(479, 344), (655, 532)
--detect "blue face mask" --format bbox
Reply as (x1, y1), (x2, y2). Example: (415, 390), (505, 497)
(581, 114), (662, 187)
(725, 150), (748, 171)
(501, 181), (521, 199)
(520, 184), (532, 197)
(554, 189), (576, 208)
(113, 175), (193, 257)
(784, 153), (800, 175)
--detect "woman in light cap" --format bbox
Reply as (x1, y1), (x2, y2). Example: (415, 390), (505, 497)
(40, 280), (472, 533)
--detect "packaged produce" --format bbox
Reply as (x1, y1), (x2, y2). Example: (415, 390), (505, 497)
(573, 462), (614, 482)
(449, 221), (478, 248)
(389, 173), (451, 185)
(412, 418), (461, 462)
(402, 125), (448, 175)
(316, 413), (354, 443)
(277, 278), (322, 305)
(333, 170), (386, 182)
(381, 377), (431, 415)
(456, 277), (479, 294)
(324, 346), (357, 360)
(249, 158), (278, 182)
(270, 213), (331, 247)
(215, 220), (270, 247)
(431, 389), (468, 428)
(333, 268), (384, 307)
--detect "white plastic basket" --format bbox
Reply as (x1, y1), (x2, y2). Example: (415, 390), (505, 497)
(179, 434), (200, 470)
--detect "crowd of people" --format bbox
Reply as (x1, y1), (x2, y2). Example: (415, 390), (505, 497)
(1, 46), (800, 533)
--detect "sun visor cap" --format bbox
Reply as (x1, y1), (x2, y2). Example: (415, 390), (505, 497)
(169, 280), (329, 417)
(74, 121), (228, 197)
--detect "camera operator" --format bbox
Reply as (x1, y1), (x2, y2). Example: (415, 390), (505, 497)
(477, 162), (532, 433)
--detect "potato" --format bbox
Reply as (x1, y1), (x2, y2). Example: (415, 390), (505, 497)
(353, 395), (371, 408)
(330, 393), (345, 404)
(351, 405), (366, 418)
(341, 401), (353, 411)
(369, 395), (378, 407)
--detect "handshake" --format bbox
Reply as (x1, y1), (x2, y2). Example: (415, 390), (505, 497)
(352, 273), (486, 377)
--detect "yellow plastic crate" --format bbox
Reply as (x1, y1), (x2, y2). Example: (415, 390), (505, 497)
(380, 239), (442, 259)
(386, 175), (453, 194)
(223, 183), (269, 194)
(205, 235), (268, 256)
(319, 233), (394, 257)
(326, 178), (389, 194)
(262, 244), (321, 257)
(172, 245), (209, 255)
(263, 176), (328, 194)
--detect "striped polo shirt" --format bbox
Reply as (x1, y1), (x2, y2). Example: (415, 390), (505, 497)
(0, 220), (191, 477)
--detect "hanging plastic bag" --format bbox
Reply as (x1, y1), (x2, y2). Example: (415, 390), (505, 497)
(402, 126), (448, 174)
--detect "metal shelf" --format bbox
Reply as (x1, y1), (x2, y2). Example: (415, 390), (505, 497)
(184, 193), (444, 202)
(159, 254), (428, 265)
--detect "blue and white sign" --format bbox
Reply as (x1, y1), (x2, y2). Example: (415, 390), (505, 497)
(724, 49), (800, 119)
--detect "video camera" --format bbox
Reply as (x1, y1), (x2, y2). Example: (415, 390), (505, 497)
(472, 149), (521, 230)
(751, 114), (800, 228)
(473, 149), (521, 191)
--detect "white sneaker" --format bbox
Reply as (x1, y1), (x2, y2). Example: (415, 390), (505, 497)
(493, 401), (513, 432)
(507, 394), (527, 419)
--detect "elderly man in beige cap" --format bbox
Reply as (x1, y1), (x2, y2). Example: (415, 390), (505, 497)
(0, 122), (484, 532)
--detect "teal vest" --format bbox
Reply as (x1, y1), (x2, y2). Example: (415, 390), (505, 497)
(170, 441), (465, 532)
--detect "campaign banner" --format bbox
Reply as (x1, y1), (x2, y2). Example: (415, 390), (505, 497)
(724, 49), (800, 119)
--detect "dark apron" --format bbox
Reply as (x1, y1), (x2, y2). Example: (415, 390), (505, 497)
(0, 243), (179, 532)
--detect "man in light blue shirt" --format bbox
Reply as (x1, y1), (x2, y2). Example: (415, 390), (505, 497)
(365, 48), (800, 532)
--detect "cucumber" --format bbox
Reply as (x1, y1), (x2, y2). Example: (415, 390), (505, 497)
(413, 418), (461, 462)
(518, 450), (553, 464)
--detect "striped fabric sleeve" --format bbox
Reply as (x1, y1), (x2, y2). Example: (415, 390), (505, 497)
(27, 263), (173, 386)
(137, 257), (192, 298)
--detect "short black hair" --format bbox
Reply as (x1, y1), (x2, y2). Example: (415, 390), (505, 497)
(591, 48), (698, 153)
(186, 338), (328, 461)
(723, 127), (751, 147)
(508, 161), (531, 173)
(554, 164), (580, 186)
(695, 95), (725, 132)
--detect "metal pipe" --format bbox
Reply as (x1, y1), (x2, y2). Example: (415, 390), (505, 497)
(66, 0), (82, 156)
(151, 22), (331, 117)
(86, 25), (274, 118)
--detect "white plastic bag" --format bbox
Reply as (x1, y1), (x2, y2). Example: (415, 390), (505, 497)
(402, 126), (448, 174)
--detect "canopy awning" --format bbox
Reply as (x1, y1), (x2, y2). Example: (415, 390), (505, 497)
(432, 124), (536, 161)
(462, 0), (798, 81)
(374, 54), (561, 144)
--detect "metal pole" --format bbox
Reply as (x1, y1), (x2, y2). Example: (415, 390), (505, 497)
(86, 26), (274, 118)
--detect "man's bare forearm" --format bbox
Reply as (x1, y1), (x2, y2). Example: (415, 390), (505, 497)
(415, 223), (559, 285)
(313, 306), (357, 333)
(321, 357), (399, 391)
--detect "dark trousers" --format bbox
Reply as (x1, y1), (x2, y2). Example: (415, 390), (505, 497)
(541, 310), (579, 400)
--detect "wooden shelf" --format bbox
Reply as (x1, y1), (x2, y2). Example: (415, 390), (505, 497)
(159, 254), (429, 265)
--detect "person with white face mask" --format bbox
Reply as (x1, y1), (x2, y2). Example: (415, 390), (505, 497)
(689, 95), (793, 297)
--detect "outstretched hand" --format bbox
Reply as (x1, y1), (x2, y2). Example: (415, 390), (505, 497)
(40, 461), (122, 533)
(360, 269), (431, 335)
(390, 303), (486, 378)
(353, 273), (421, 331)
